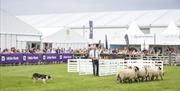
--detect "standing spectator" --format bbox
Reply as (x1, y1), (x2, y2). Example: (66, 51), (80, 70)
(56, 47), (61, 54)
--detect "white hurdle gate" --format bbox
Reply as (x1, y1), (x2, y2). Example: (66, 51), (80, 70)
(67, 59), (79, 72)
(99, 59), (124, 76)
(79, 59), (93, 75)
(67, 59), (163, 76)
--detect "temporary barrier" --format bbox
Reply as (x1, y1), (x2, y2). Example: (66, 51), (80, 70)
(154, 60), (164, 71)
(99, 59), (124, 76)
(67, 59), (79, 72)
(124, 60), (163, 70)
(67, 59), (163, 76)
(67, 59), (92, 74)
(79, 59), (93, 75)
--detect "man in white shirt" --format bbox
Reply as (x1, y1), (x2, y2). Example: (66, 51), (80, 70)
(89, 45), (100, 76)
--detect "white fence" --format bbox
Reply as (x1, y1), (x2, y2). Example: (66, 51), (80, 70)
(67, 59), (163, 76)
(67, 59), (79, 72)
(99, 59), (124, 76)
(79, 59), (93, 75)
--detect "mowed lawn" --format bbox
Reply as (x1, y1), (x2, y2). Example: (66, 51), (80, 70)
(0, 64), (180, 91)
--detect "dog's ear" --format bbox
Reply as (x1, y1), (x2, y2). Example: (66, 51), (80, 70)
(48, 75), (51, 79)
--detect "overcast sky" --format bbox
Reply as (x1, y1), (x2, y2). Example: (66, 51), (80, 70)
(0, 0), (180, 15)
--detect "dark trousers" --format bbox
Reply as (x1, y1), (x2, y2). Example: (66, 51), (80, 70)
(92, 59), (99, 76)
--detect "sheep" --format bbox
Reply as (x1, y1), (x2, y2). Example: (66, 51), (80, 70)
(137, 67), (148, 82)
(116, 66), (139, 83)
(146, 66), (163, 81)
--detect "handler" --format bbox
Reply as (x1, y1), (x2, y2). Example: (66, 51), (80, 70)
(89, 44), (101, 76)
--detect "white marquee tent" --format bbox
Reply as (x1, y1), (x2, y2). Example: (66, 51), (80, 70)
(42, 28), (88, 49)
(0, 9), (42, 51)
(156, 21), (180, 45)
(1, 9), (179, 50)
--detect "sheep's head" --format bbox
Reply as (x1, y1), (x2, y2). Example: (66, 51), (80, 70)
(134, 66), (139, 72)
(158, 67), (162, 70)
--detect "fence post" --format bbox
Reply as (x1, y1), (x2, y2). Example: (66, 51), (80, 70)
(169, 54), (172, 66)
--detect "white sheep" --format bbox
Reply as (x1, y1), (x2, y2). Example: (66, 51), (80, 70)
(137, 67), (148, 82)
(116, 66), (139, 83)
(146, 66), (163, 81)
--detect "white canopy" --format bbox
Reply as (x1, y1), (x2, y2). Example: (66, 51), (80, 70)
(125, 22), (144, 35)
(42, 28), (87, 43)
(156, 22), (180, 45)
(162, 21), (180, 35)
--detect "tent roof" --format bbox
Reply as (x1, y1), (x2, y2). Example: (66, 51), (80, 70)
(0, 9), (42, 36)
(17, 9), (180, 28)
(42, 28), (87, 43)
(125, 22), (144, 35)
(162, 21), (180, 35)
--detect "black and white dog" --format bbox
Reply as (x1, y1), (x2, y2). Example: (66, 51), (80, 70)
(32, 73), (52, 83)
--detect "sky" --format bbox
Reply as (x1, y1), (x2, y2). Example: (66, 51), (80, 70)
(0, 0), (180, 15)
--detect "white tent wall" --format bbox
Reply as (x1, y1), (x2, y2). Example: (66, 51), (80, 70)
(128, 34), (155, 45)
(0, 33), (41, 51)
(17, 35), (41, 42)
(72, 27), (155, 47)
(156, 34), (180, 45)
(52, 43), (88, 49)
(0, 34), (17, 50)
(17, 41), (26, 51)
(150, 27), (166, 34)
(72, 28), (127, 44)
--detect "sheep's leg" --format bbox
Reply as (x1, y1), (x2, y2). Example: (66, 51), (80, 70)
(160, 75), (163, 80)
(156, 76), (158, 80)
(141, 77), (144, 82)
(151, 76), (154, 80)
(145, 76), (148, 81)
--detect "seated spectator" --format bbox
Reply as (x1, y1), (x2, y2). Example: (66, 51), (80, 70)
(51, 48), (56, 53)
(3, 48), (9, 54)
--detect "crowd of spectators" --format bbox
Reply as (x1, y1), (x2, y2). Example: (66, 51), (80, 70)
(1, 46), (179, 65)
(0, 46), (177, 56)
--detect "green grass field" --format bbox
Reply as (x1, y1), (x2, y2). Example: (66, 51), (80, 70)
(0, 64), (180, 91)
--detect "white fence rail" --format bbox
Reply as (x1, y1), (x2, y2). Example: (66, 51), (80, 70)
(67, 59), (163, 76)
(67, 59), (79, 72)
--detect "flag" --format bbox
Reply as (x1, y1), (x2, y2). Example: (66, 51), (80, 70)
(105, 34), (108, 49)
(98, 40), (101, 48)
(89, 21), (93, 39)
(124, 34), (129, 48)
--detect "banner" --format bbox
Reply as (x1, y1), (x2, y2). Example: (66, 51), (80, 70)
(23, 54), (41, 63)
(0, 53), (73, 64)
(42, 54), (59, 63)
(0, 54), (23, 64)
(63, 53), (73, 61)
(89, 21), (93, 39)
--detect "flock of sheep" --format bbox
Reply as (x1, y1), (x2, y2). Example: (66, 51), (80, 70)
(116, 66), (164, 83)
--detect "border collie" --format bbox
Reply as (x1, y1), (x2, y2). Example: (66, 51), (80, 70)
(32, 73), (52, 83)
